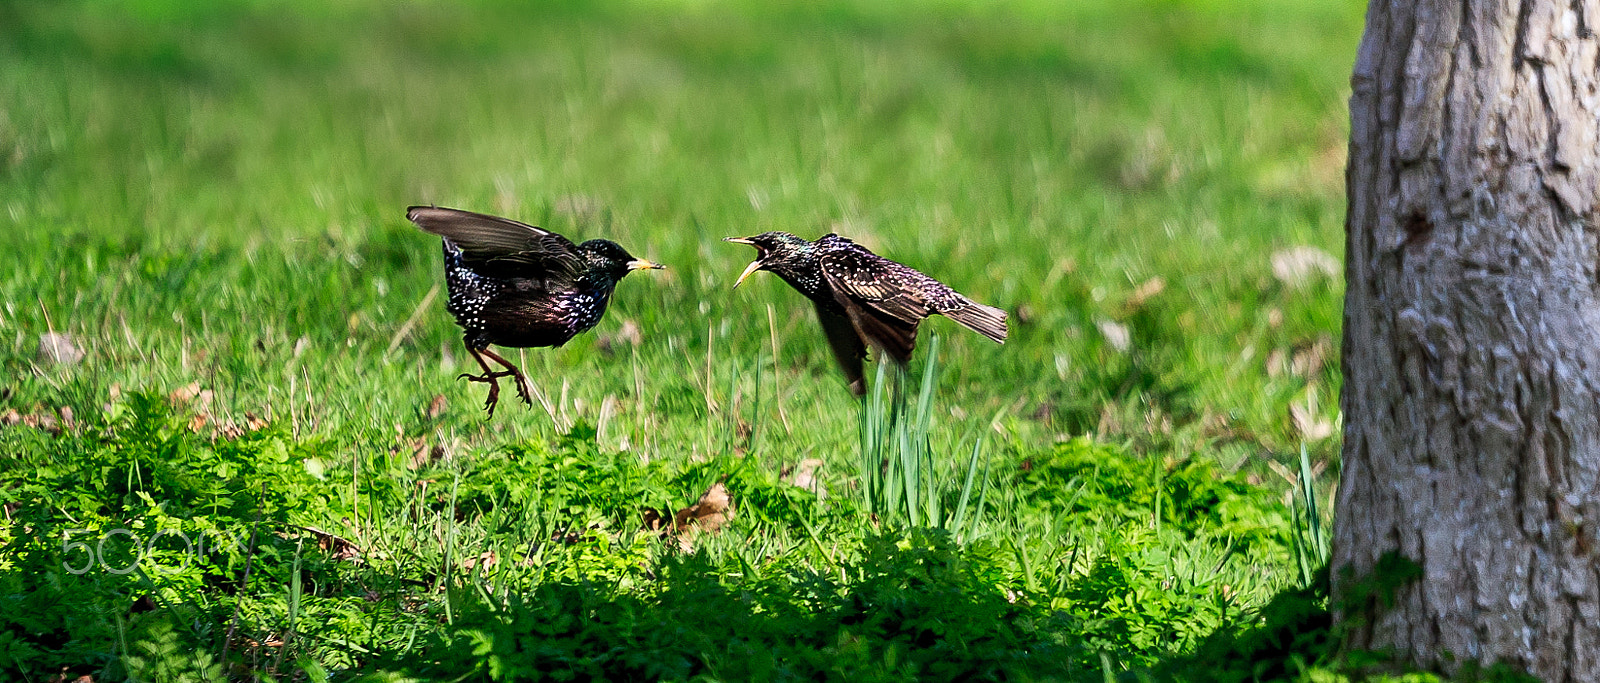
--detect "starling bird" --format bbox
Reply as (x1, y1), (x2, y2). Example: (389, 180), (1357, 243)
(724, 232), (1006, 395)
(408, 206), (663, 416)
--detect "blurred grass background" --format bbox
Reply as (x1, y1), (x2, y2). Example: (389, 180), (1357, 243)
(0, 0), (1355, 462)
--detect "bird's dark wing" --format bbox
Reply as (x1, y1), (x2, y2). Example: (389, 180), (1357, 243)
(818, 246), (934, 324)
(832, 295), (920, 365)
(813, 302), (867, 396)
(819, 247), (930, 364)
(407, 206), (581, 279)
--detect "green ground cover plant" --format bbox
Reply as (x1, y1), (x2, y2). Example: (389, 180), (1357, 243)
(0, 0), (1472, 680)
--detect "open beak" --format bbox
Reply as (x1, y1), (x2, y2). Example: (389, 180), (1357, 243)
(626, 259), (665, 271)
(732, 260), (763, 289)
(723, 237), (763, 289)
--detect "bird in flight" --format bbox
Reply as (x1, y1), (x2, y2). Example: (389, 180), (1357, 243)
(724, 232), (1006, 395)
(408, 206), (663, 416)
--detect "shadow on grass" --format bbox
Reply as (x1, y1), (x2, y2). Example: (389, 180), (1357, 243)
(380, 532), (1096, 682)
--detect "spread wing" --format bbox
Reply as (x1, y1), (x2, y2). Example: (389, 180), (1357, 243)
(820, 238), (1008, 348)
(819, 246), (928, 365)
(407, 206), (581, 279)
(814, 302), (867, 396)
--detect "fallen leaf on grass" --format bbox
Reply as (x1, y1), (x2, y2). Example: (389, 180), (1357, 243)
(169, 382), (202, 404)
(595, 319), (643, 356)
(1096, 319), (1131, 353)
(1292, 336), (1333, 378)
(1270, 246), (1339, 289)
(37, 332), (83, 366)
(401, 439), (447, 470)
(460, 551), (496, 572)
(667, 480), (735, 551)
(1290, 402), (1336, 442)
(641, 507), (669, 532)
(215, 413), (269, 440)
(1266, 456), (1329, 491)
(674, 481), (732, 533)
(289, 525), (362, 562)
(20, 410), (60, 435)
(1125, 276), (1166, 310)
(426, 394), (447, 419)
(781, 459), (826, 499)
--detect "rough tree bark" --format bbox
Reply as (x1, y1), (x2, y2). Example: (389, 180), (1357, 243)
(1335, 0), (1600, 679)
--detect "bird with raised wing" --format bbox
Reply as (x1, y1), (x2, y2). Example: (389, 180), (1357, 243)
(724, 232), (1006, 395)
(408, 205), (663, 416)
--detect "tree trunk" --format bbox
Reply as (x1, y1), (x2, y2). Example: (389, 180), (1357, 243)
(1336, 0), (1600, 679)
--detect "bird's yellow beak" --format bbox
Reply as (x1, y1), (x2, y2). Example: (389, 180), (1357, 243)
(723, 237), (763, 289)
(627, 259), (665, 271)
(732, 260), (763, 289)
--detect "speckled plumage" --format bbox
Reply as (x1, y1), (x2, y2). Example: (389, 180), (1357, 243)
(410, 206), (662, 416)
(440, 238), (617, 350)
(725, 231), (1007, 395)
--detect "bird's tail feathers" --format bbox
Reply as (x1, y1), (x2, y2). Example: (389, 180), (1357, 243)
(943, 299), (1009, 344)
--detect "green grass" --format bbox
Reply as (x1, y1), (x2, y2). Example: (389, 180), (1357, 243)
(0, 0), (1409, 680)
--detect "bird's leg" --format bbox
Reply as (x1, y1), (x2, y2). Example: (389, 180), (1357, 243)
(459, 345), (513, 416)
(478, 347), (534, 407)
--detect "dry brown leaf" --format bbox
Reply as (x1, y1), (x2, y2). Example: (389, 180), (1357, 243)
(22, 411), (60, 435)
(1126, 276), (1167, 309)
(169, 382), (202, 405)
(673, 481), (732, 533)
(1, 409), (20, 427)
(405, 440), (448, 470)
(426, 394), (447, 419)
(669, 481), (735, 551)
(1291, 336), (1332, 378)
(461, 551), (497, 571)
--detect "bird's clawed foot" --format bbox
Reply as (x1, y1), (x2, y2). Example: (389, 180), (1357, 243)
(456, 369), (517, 417)
(476, 348), (534, 409)
(510, 371), (534, 407)
(456, 369), (515, 383)
(460, 347), (537, 418)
